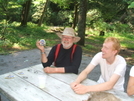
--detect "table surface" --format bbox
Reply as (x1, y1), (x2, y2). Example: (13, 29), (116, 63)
(0, 64), (134, 101)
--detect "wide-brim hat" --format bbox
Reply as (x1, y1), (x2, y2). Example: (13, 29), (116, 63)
(56, 27), (80, 43)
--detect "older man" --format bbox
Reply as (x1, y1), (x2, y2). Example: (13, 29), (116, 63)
(36, 27), (82, 74)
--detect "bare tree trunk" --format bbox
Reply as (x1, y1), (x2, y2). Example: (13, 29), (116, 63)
(77, 0), (87, 46)
(38, 0), (50, 26)
(72, 3), (79, 29)
(20, 0), (32, 26)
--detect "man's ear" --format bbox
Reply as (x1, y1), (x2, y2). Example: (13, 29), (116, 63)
(113, 49), (118, 55)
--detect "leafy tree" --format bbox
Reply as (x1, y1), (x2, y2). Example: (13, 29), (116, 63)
(0, 0), (22, 22)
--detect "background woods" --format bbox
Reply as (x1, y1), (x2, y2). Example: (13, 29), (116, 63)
(0, 0), (134, 65)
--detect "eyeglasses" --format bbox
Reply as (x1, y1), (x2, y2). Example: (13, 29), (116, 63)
(62, 36), (73, 40)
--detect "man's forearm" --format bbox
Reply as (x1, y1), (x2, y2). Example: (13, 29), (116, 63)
(55, 67), (65, 73)
(41, 51), (48, 63)
(74, 71), (88, 83)
(44, 67), (65, 73)
(86, 82), (114, 92)
(127, 85), (134, 96)
(75, 64), (95, 83)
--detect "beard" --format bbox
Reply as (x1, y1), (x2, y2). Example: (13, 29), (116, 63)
(61, 41), (73, 49)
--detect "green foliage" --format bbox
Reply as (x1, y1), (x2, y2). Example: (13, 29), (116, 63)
(128, 2), (134, 8)
(31, 0), (46, 23)
(46, 11), (71, 26)
(84, 36), (104, 49)
(88, 0), (128, 22)
(17, 0), (30, 4)
(86, 11), (132, 35)
(86, 25), (134, 49)
(112, 22), (131, 33)
(93, 19), (108, 31)
(0, 22), (58, 54)
(0, 0), (22, 21)
(0, 20), (19, 43)
(50, 0), (78, 9)
(85, 9), (134, 50)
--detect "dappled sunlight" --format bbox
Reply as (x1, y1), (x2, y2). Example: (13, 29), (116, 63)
(46, 26), (64, 33)
(12, 43), (21, 50)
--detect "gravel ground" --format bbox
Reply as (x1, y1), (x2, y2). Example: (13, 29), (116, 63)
(0, 47), (131, 101)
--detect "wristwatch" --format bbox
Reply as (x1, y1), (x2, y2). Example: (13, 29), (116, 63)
(41, 52), (46, 54)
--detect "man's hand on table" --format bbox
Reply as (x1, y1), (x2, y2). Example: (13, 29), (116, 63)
(71, 82), (89, 94)
(43, 67), (56, 73)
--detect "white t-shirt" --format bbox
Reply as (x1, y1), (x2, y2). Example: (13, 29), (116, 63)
(90, 52), (126, 91)
(130, 66), (134, 77)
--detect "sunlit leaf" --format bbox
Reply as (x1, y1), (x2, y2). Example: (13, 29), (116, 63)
(128, 2), (134, 8)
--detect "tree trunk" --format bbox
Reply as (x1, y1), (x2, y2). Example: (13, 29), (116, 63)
(20, 0), (32, 26)
(77, 0), (87, 46)
(38, 0), (50, 26)
(72, 3), (79, 29)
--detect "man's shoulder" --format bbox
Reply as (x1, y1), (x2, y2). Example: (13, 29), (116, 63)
(95, 52), (102, 56)
(74, 45), (82, 52)
(116, 55), (126, 61)
(115, 55), (126, 66)
(92, 52), (103, 60)
(53, 44), (61, 48)
(51, 44), (60, 51)
(75, 44), (81, 48)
